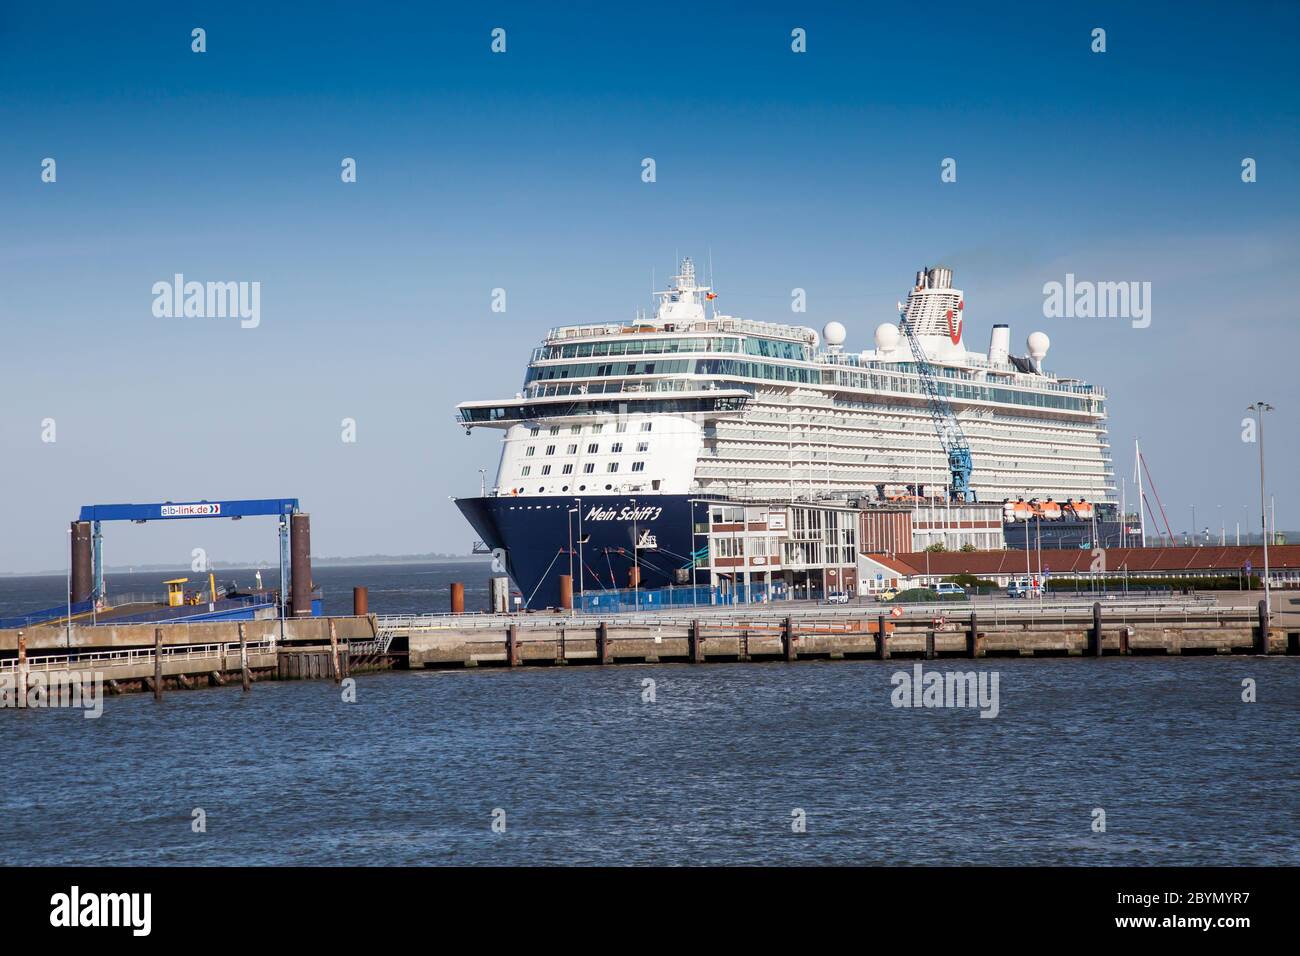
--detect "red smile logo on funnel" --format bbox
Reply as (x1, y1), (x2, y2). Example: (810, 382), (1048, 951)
(947, 299), (964, 344)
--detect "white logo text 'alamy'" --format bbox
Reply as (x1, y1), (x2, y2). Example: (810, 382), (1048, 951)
(152, 274), (260, 328)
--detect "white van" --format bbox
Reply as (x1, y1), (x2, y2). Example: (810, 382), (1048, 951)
(931, 582), (966, 597)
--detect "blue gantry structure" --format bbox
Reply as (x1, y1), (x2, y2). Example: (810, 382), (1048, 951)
(71, 498), (306, 621)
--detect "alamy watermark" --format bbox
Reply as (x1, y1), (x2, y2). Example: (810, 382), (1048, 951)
(890, 662), (999, 718)
(152, 274), (261, 328)
(1, 671), (104, 718)
(1043, 274), (1150, 328)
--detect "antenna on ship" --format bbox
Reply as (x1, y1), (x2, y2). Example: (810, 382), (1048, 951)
(707, 248), (715, 318)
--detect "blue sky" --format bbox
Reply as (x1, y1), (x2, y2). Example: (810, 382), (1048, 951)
(2, 1), (1297, 572)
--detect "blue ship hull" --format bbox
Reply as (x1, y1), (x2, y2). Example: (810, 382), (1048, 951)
(456, 495), (711, 609)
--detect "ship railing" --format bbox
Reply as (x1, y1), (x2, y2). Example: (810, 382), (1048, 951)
(0, 639), (279, 673)
(372, 597), (1239, 633)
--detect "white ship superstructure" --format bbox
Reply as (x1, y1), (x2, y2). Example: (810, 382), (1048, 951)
(458, 259), (1115, 506)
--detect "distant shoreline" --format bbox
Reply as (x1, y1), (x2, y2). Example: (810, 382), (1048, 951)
(0, 556), (491, 578)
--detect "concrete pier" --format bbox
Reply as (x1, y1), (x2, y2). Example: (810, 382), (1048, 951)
(1, 601), (1294, 701)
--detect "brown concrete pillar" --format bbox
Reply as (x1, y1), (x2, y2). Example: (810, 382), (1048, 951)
(450, 582), (465, 614)
(70, 521), (92, 604)
(290, 513), (313, 617)
(558, 574), (573, 610)
(352, 586), (368, 616)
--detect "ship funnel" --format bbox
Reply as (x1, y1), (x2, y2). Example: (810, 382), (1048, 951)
(988, 324), (1010, 364)
(925, 265), (953, 290)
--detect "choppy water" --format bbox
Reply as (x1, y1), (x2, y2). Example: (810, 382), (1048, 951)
(3, 654), (1297, 865)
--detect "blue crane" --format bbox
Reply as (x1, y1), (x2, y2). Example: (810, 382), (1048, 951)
(897, 307), (975, 502)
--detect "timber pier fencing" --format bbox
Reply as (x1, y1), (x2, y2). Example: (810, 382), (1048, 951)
(1, 617), (398, 699)
(2, 601), (1295, 700)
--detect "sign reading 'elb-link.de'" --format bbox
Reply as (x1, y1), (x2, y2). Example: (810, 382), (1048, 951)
(160, 503), (222, 517)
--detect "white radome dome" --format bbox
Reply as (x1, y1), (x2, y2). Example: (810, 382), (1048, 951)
(1027, 331), (1050, 359)
(874, 322), (901, 352)
(823, 321), (847, 347)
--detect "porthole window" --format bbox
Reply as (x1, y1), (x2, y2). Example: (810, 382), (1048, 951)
(604, 484), (613, 490)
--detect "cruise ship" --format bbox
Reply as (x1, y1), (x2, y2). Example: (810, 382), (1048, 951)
(456, 260), (1118, 607)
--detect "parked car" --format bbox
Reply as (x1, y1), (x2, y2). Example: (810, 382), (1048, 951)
(1007, 578), (1041, 599)
(931, 582), (967, 598)
(826, 591), (850, 604)
(876, 587), (899, 602)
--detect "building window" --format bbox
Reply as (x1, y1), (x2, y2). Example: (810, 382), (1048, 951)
(584, 463), (595, 474)
(632, 461), (645, 472)
(587, 443), (599, 454)
(549, 426), (560, 435)
(529, 427), (540, 437)
(592, 424), (604, 434)
(616, 422), (628, 433)
(521, 466), (531, 476)
(636, 441), (649, 452)
(611, 442), (623, 453)
(525, 446), (536, 456)
(541, 465), (551, 476)
(641, 422), (652, 432)
(607, 462), (619, 473)
(567, 444), (578, 454)
(562, 464), (574, 475)
(571, 425), (582, 434)
(545, 445), (555, 455)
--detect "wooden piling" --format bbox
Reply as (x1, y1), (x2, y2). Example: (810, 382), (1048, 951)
(966, 612), (984, 658)
(329, 619), (341, 683)
(507, 623), (519, 666)
(876, 614), (889, 660)
(450, 582), (465, 615)
(782, 617), (796, 662)
(239, 622), (251, 692)
(926, 630), (936, 660)
(1257, 599), (1271, 654)
(153, 628), (164, 700)
(596, 621), (610, 664)
(738, 629), (750, 662)
(688, 620), (703, 663)
(1089, 602), (1103, 656)
(16, 630), (27, 703)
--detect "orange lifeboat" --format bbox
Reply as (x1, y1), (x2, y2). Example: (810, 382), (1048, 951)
(1068, 499), (1094, 520)
(1038, 498), (1063, 521)
(1010, 499), (1034, 522)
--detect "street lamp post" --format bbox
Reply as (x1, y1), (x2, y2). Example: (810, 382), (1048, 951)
(1247, 402), (1274, 615)
(65, 527), (72, 649)
(630, 498), (640, 609)
(567, 506), (577, 599)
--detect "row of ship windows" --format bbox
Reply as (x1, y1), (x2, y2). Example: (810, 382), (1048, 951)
(535, 336), (809, 361)
(525, 441), (651, 456)
(527, 422), (653, 437)
(508, 479), (665, 495)
(521, 462), (648, 476)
